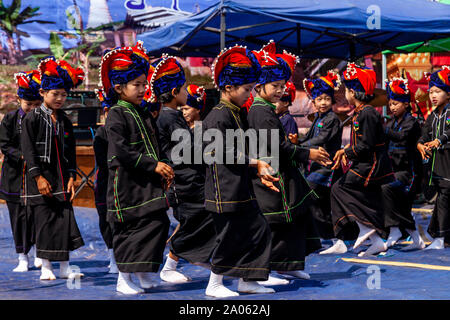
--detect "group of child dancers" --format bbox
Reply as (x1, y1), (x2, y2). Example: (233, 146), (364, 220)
(1, 39), (449, 297)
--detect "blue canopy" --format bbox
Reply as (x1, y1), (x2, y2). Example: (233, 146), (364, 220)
(138, 0), (450, 59)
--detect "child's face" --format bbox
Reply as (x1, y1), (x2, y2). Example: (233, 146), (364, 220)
(257, 80), (286, 103)
(226, 83), (255, 107)
(115, 74), (147, 106)
(429, 86), (450, 107)
(181, 105), (200, 123)
(344, 87), (356, 105)
(18, 98), (41, 113)
(174, 82), (188, 106)
(388, 99), (408, 118)
(313, 93), (333, 114)
(275, 100), (290, 115)
(40, 89), (68, 110)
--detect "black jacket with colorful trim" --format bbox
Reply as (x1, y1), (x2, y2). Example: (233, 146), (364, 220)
(93, 125), (108, 206)
(20, 104), (77, 205)
(247, 97), (314, 224)
(156, 106), (205, 205)
(0, 108), (26, 202)
(105, 100), (168, 223)
(418, 103), (450, 187)
(300, 109), (342, 187)
(342, 104), (394, 187)
(384, 111), (422, 193)
(202, 99), (258, 214)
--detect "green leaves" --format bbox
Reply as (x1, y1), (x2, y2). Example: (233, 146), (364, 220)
(49, 31), (64, 59)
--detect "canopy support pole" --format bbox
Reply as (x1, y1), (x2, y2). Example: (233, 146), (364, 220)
(296, 23), (301, 56)
(382, 52), (387, 117)
(220, 2), (226, 50)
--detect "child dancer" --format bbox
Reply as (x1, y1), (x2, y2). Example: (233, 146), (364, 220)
(21, 57), (85, 280)
(248, 41), (329, 285)
(275, 80), (298, 136)
(300, 71), (356, 253)
(330, 63), (394, 257)
(181, 85), (205, 129)
(417, 66), (450, 250)
(93, 92), (118, 273)
(98, 42), (174, 294)
(382, 78), (425, 250)
(150, 56), (216, 284)
(203, 45), (280, 297)
(0, 70), (42, 271)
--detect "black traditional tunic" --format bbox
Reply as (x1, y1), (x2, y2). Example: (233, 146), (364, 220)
(105, 100), (169, 272)
(155, 106), (215, 264)
(0, 108), (34, 254)
(300, 109), (344, 240)
(418, 103), (450, 239)
(247, 97), (321, 271)
(93, 125), (113, 249)
(382, 111), (422, 232)
(331, 104), (394, 239)
(21, 104), (84, 261)
(203, 99), (272, 281)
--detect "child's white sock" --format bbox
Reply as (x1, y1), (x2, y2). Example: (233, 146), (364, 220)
(205, 272), (239, 298)
(319, 239), (347, 254)
(32, 246), (42, 268)
(40, 259), (56, 280)
(237, 278), (275, 294)
(257, 274), (290, 286)
(353, 222), (376, 249)
(401, 229), (425, 251)
(424, 237), (445, 250)
(13, 253), (29, 272)
(136, 272), (155, 289)
(386, 227), (402, 247)
(358, 233), (387, 257)
(277, 270), (311, 280)
(116, 272), (144, 294)
(108, 249), (119, 274)
(160, 254), (191, 283)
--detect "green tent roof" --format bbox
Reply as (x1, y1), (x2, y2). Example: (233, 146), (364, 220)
(383, 37), (450, 54)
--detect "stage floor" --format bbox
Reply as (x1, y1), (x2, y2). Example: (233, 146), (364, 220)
(1, 203), (449, 300)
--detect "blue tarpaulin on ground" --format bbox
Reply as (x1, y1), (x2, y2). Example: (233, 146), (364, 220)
(138, 0), (450, 59)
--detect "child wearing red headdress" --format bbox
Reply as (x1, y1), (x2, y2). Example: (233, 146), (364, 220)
(275, 80), (299, 136)
(0, 70), (42, 272)
(330, 63), (394, 257)
(21, 57), (86, 280)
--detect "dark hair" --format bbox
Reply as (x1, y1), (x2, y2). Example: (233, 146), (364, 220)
(353, 91), (374, 103)
(159, 86), (182, 104)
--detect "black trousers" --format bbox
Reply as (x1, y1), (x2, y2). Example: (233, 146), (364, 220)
(32, 200), (84, 261)
(170, 202), (216, 264)
(382, 183), (416, 231)
(112, 209), (170, 273)
(7, 201), (34, 254)
(428, 183), (450, 239)
(96, 204), (113, 249)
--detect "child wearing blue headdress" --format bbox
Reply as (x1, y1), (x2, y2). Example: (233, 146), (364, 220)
(0, 70), (42, 272)
(247, 41), (330, 286)
(381, 78), (425, 251)
(417, 66), (450, 250)
(21, 57), (86, 281)
(99, 42), (174, 294)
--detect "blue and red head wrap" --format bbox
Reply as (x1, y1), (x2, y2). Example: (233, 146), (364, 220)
(148, 54), (186, 102)
(280, 81), (296, 103)
(186, 84), (206, 110)
(252, 40), (299, 85)
(14, 70), (42, 101)
(38, 56), (84, 93)
(211, 45), (261, 89)
(98, 41), (150, 107)
(303, 70), (341, 101)
(385, 78), (410, 103)
(426, 66), (450, 93)
(342, 63), (376, 95)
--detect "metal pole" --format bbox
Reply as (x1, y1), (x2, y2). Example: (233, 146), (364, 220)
(220, 1), (226, 50)
(382, 52), (387, 117)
